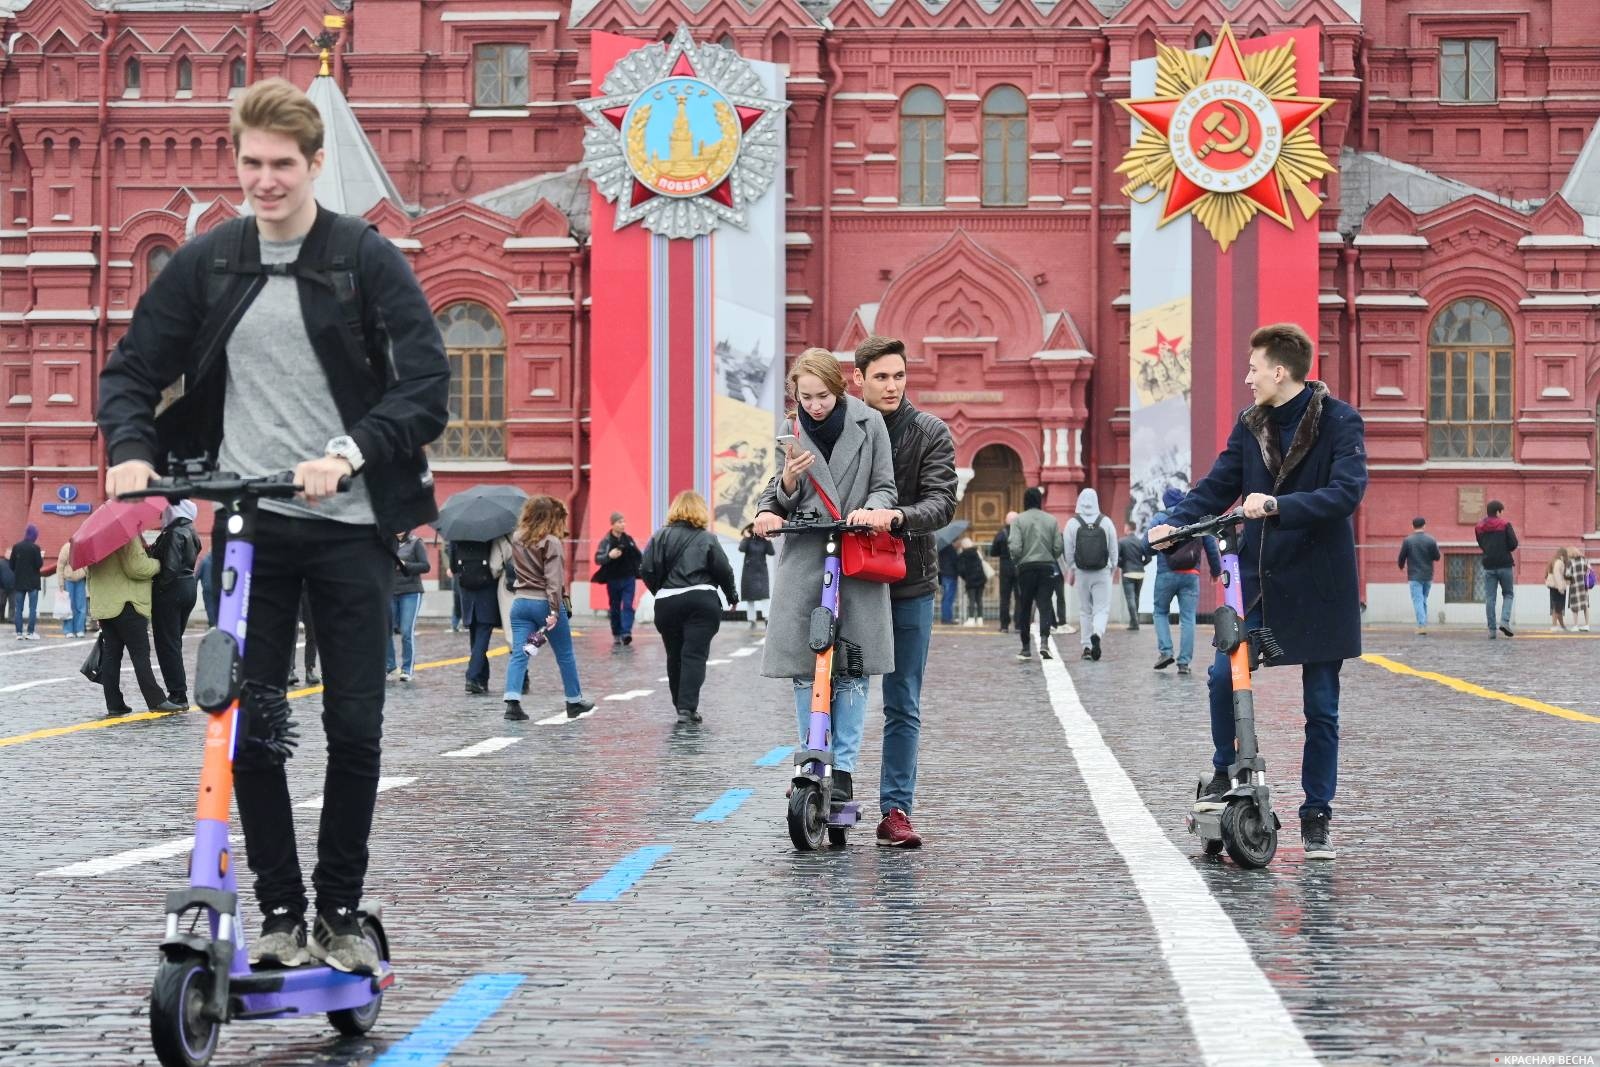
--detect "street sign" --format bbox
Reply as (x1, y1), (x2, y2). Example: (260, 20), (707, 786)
(57, 485), (78, 503)
(42, 502), (92, 516)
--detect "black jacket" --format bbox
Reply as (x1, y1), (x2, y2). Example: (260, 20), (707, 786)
(1474, 516), (1518, 570)
(640, 522), (738, 604)
(957, 546), (987, 587)
(1397, 531), (1441, 583)
(97, 206), (450, 534)
(152, 519), (202, 590)
(937, 543), (958, 579)
(882, 401), (957, 601)
(989, 527), (1015, 576)
(392, 535), (432, 595)
(7, 540), (43, 592)
(592, 531), (642, 583)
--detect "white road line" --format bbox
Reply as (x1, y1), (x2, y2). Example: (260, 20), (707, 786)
(296, 775), (416, 810)
(657, 676), (670, 683)
(0, 676), (70, 693)
(729, 646), (758, 658)
(603, 689), (653, 701)
(0, 631), (204, 659)
(705, 658), (731, 666)
(42, 837), (191, 878)
(442, 737), (521, 758)
(1038, 638), (1320, 1067)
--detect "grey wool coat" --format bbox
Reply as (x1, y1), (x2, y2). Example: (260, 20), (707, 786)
(756, 393), (898, 679)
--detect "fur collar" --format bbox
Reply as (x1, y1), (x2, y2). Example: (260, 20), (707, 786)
(1242, 381), (1329, 492)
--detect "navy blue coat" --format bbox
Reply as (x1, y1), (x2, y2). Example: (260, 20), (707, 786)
(1163, 382), (1368, 665)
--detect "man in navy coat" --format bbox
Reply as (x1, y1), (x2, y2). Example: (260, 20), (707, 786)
(1148, 322), (1367, 861)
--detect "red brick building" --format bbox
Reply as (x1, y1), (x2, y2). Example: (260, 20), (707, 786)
(1, 0), (1596, 618)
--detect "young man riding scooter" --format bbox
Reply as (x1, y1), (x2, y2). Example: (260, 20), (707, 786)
(852, 336), (956, 848)
(1147, 323), (1367, 861)
(98, 79), (449, 970)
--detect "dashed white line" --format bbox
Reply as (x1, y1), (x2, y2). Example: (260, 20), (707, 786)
(296, 775), (416, 810)
(603, 689), (654, 702)
(442, 737), (521, 758)
(42, 837), (191, 878)
(1038, 639), (1320, 1067)
(0, 677), (70, 693)
(705, 659), (731, 666)
(729, 646), (758, 658)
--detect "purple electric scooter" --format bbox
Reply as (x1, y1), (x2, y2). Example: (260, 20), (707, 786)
(121, 460), (392, 1067)
(774, 511), (875, 850)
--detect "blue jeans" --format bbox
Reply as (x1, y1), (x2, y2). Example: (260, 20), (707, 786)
(939, 575), (958, 623)
(1483, 565), (1514, 631)
(12, 589), (38, 634)
(1207, 616), (1342, 819)
(385, 591), (422, 673)
(1152, 571), (1200, 665)
(1408, 580), (1431, 627)
(506, 597), (581, 702)
(793, 675), (868, 775)
(880, 593), (933, 815)
(65, 579), (87, 635)
(606, 578), (637, 638)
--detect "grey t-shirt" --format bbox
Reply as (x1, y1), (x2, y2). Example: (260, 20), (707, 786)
(217, 234), (375, 525)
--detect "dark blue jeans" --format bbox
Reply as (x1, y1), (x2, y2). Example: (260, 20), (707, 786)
(606, 578), (636, 638)
(12, 589), (38, 634)
(1206, 614), (1342, 819)
(939, 576), (958, 624)
(879, 593), (934, 815)
(1483, 565), (1514, 631)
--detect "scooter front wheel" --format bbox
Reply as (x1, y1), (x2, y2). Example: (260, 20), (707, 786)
(787, 783), (827, 851)
(328, 917), (388, 1036)
(150, 958), (220, 1067)
(1221, 801), (1277, 869)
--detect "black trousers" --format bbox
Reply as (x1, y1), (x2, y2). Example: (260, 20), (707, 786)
(466, 621), (495, 687)
(223, 510), (393, 918)
(1016, 563), (1057, 650)
(100, 603), (167, 711)
(152, 578), (198, 703)
(997, 567), (1016, 629)
(298, 589), (320, 675)
(654, 588), (722, 713)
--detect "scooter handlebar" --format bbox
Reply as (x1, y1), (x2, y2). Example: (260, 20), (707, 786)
(774, 519), (882, 536)
(1150, 508), (1246, 549)
(118, 471), (351, 504)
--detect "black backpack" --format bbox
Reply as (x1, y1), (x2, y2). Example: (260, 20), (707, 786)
(451, 541), (495, 591)
(1074, 520), (1110, 571)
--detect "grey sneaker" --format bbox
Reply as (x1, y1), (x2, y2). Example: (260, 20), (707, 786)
(1301, 813), (1336, 860)
(252, 906), (309, 968)
(309, 907), (379, 975)
(1193, 770), (1230, 812)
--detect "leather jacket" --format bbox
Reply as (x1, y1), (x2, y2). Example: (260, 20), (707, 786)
(640, 522), (738, 603)
(881, 401), (957, 601)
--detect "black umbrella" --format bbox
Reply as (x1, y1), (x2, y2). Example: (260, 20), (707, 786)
(435, 484), (529, 543)
(933, 519), (971, 550)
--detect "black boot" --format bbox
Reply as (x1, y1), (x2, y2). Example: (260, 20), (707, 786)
(504, 700), (528, 721)
(676, 706), (702, 724)
(831, 769), (853, 805)
(566, 698), (595, 719)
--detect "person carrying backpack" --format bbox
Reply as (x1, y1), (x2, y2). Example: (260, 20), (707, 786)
(1063, 488), (1118, 661)
(449, 538), (506, 695)
(98, 79), (448, 974)
(150, 500), (202, 706)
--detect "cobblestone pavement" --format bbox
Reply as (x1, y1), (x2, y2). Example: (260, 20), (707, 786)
(0, 617), (1596, 1065)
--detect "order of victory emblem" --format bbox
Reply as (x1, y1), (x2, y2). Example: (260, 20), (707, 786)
(578, 27), (788, 238)
(1116, 24), (1335, 251)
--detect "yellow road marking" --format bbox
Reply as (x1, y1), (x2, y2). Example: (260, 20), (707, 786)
(1361, 653), (1600, 724)
(0, 644), (511, 749)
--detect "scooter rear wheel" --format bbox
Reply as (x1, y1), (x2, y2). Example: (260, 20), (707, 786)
(787, 783), (827, 851)
(1221, 801), (1277, 869)
(328, 918), (388, 1036)
(150, 958), (220, 1067)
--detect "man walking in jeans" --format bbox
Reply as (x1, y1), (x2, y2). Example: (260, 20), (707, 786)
(99, 79), (448, 972)
(1476, 501), (1518, 639)
(1398, 516), (1441, 635)
(592, 511), (641, 651)
(852, 335), (955, 848)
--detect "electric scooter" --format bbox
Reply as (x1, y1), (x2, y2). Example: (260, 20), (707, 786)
(121, 460), (392, 1067)
(773, 511), (875, 851)
(1157, 508), (1282, 869)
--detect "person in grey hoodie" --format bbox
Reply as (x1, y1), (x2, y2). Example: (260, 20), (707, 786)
(1063, 488), (1119, 660)
(1008, 487), (1064, 660)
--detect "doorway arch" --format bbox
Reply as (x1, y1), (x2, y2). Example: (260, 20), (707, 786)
(959, 444), (1025, 545)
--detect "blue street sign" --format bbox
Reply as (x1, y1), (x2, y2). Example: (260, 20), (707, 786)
(57, 485), (78, 503)
(41, 502), (92, 516)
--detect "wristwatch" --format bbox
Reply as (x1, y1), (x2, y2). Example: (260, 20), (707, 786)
(325, 434), (365, 473)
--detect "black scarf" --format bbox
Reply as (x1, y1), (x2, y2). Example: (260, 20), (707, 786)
(1266, 383), (1313, 455)
(799, 399), (847, 462)
(881, 398), (916, 453)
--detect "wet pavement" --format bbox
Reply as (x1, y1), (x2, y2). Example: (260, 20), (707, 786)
(0, 616), (1597, 1065)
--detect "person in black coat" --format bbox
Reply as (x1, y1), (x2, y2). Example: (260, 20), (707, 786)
(955, 537), (987, 624)
(592, 511), (643, 650)
(989, 513), (1018, 632)
(1149, 323), (1367, 862)
(9, 524), (45, 639)
(937, 541), (959, 624)
(150, 502), (202, 705)
(640, 491), (738, 724)
(737, 522), (774, 626)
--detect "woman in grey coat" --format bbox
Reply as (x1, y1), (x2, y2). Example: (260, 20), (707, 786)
(753, 348), (898, 803)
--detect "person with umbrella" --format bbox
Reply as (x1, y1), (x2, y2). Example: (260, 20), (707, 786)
(438, 484), (528, 695)
(87, 524), (182, 714)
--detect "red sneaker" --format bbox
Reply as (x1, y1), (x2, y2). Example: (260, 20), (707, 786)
(875, 808), (923, 848)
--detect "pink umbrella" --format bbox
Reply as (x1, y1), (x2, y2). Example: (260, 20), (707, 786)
(68, 497), (167, 568)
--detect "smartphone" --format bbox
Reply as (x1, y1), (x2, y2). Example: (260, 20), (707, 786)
(775, 433), (799, 455)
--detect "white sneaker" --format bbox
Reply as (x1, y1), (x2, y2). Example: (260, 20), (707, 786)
(399, 672), (413, 682)
(25, 632), (38, 641)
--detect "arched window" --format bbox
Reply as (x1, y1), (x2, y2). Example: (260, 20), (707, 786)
(434, 302), (506, 459)
(124, 58), (141, 97)
(982, 85), (1027, 206)
(177, 57), (192, 94)
(900, 86), (945, 207)
(1429, 298), (1513, 459)
(1195, 30), (1214, 49)
(230, 57), (247, 91)
(146, 244), (172, 284)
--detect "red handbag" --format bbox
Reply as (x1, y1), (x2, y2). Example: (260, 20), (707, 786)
(796, 420), (905, 584)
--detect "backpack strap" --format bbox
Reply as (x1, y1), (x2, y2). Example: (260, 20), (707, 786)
(203, 216), (258, 313)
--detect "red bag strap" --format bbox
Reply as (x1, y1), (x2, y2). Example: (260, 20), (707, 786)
(793, 416), (841, 520)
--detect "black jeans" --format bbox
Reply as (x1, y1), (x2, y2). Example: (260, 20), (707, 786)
(997, 567), (1015, 629)
(1016, 563), (1057, 650)
(654, 588), (722, 713)
(152, 578), (198, 703)
(224, 510), (393, 918)
(298, 589), (320, 675)
(1121, 575), (1143, 629)
(100, 603), (167, 711)
(466, 622), (495, 687)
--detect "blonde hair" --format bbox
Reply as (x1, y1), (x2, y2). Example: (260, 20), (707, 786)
(514, 494), (567, 546)
(230, 77), (325, 162)
(786, 348), (847, 417)
(666, 490), (710, 529)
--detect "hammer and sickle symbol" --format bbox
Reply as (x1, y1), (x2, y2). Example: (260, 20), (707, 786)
(1198, 101), (1254, 160)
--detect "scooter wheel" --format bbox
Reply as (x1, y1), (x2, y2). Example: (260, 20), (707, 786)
(328, 918), (388, 1036)
(150, 958), (220, 1067)
(1221, 801), (1277, 869)
(787, 783), (828, 851)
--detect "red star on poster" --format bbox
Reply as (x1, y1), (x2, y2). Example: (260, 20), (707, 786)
(1142, 329), (1184, 358)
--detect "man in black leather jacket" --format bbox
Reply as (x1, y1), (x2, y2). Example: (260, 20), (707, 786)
(852, 335), (956, 847)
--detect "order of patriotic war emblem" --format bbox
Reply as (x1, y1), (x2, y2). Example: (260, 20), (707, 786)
(1169, 81), (1282, 194)
(579, 27), (788, 239)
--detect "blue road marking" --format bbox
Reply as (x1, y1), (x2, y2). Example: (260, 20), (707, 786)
(371, 973), (524, 1067)
(693, 788), (754, 822)
(575, 845), (672, 902)
(755, 746), (794, 767)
